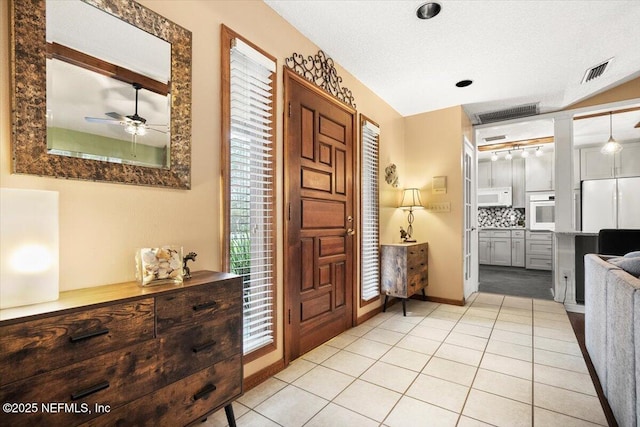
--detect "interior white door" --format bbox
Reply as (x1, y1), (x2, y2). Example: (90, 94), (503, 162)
(463, 138), (478, 299)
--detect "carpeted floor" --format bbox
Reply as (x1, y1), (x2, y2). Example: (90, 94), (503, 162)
(478, 265), (553, 300)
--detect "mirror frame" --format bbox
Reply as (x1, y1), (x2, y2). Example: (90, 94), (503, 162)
(10, 0), (192, 189)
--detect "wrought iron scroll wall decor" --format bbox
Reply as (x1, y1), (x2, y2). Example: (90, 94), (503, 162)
(285, 50), (356, 109)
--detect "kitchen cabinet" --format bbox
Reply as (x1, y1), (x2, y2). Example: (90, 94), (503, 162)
(511, 229), (525, 267)
(479, 230), (512, 266)
(525, 230), (553, 270)
(580, 142), (640, 180)
(511, 158), (526, 208)
(526, 153), (554, 191)
(478, 159), (512, 188)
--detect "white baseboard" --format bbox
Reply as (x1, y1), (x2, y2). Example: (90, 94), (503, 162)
(563, 303), (585, 313)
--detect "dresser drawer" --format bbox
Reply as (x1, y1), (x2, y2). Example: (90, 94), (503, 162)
(156, 280), (242, 335)
(0, 299), (154, 386)
(406, 243), (427, 266)
(0, 339), (161, 426)
(82, 354), (243, 427)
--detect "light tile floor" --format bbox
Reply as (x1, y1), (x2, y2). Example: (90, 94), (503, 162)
(204, 293), (608, 427)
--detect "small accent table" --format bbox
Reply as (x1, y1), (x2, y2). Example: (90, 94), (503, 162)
(381, 242), (428, 316)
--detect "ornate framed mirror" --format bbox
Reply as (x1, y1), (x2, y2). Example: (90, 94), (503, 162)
(10, 0), (192, 189)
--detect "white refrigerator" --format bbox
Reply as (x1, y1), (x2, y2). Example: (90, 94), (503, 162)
(582, 177), (640, 233)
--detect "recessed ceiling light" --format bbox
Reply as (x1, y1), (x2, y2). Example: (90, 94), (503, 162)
(456, 80), (473, 88)
(416, 2), (441, 20)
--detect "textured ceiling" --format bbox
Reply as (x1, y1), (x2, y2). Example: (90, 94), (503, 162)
(264, 0), (640, 121)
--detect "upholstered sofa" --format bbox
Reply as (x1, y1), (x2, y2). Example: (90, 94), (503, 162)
(585, 253), (640, 427)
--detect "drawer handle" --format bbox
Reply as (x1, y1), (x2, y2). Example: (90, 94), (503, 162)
(192, 340), (217, 353)
(193, 383), (217, 401)
(193, 301), (217, 311)
(71, 381), (109, 400)
(69, 328), (109, 343)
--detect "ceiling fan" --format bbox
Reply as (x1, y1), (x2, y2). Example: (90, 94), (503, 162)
(84, 82), (167, 137)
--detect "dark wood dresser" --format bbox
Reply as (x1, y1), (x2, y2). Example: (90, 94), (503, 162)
(0, 271), (242, 426)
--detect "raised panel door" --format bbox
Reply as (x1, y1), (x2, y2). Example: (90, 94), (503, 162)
(490, 238), (512, 266)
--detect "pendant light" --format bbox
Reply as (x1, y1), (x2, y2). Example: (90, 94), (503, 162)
(600, 112), (623, 154)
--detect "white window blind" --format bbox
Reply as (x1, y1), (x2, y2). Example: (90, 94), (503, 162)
(229, 38), (276, 354)
(361, 119), (380, 301)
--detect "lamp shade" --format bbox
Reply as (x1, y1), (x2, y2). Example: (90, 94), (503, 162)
(399, 188), (424, 209)
(0, 188), (59, 309)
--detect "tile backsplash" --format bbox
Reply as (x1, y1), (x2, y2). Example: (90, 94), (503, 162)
(478, 207), (525, 228)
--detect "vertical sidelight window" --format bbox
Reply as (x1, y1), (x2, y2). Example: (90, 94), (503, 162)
(360, 116), (380, 303)
(222, 26), (277, 358)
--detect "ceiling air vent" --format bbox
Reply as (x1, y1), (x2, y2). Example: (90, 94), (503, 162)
(582, 58), (613, 84)
(475, 103), (539, 125)
(484, 135), (507, 142)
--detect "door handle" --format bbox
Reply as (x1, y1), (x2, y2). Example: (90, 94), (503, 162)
(346, 228), (355, 236)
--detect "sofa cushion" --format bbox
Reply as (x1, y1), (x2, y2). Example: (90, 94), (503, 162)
(635, 292), (640, 427)
(584, 254), (620, 393)
(605, 268), (640, 427)
(623, 251), (640, 258)
(609, 256), (640, 277)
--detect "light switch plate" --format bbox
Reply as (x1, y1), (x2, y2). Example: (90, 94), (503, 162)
(426, 202), (451, 212)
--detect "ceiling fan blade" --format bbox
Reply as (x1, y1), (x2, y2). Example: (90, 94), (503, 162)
(105, 112), (128, 121)
(85, 116), (122, 125)
(147, 127), (169, 134)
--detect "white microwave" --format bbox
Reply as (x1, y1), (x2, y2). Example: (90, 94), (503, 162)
(530, 194), (555, 230)
(478, 187), (512, 207)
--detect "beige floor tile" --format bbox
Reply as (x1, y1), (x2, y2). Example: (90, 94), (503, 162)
(456, 415), (495, 426)
(534, 310), (569, 322)
(533, 348), (589, 373)
(490, 329), (533, 347)
(494, 319), (533, 335)
(534, 364), (596, 396)
(533, 407), (604, 427)
(480, 353), (533, 380)
(422, 357), (478, 386)
(497, 312), (533, 325)
(444, 331), (488, 351)
(469, 302), (501, 313)
(344, 337), (392, 359)
(274, 358), (316, 383)
(419, 316), (457, 331)
(486, 339), (533, 362)
(342, 322), (375, 337)
(384, 396), (459, 427)
(380, 346), (432, 371)
(325, 333), (358, 349)
(321, 350), (376, 377)
(500, 306), (533, 317)
(237, 377), (287, 408)
(532, 300), (566, 314)
(437, 304), (469, 314)
(362, 327), (405, 346)
(360, 361), (419, 393)
(429, 309), (464, 322)
(473, 368), (532, 404)
(377, 317), (417, 334)
(459, 314), (496, 328)
(410, 324), (450, 341)
(534, 383), (607, 425)
(333, 379), (401, 422)
(255, 385), (328, 427)
(503, 296), (533, 310)
(434, 343), (483, 366)
(234, 410), (281, 427)
(474, 293), (505, 306)
(405, 300), (440, 316)
(300, 344), (340, 364)
(465, 307), (499, 319)
(202, 402), (250, 427)
(534, 336), (582, 357)
(396, 334), (441, 355)
(462, 389), (532, 427)
(533, 325), (577, 343)
(392, 311), (426, 324)
(533, 316), (573, 331)
(452, 322), (492, 338)
(305, 403), (379, 427)
(363, 311), (396, 327)
(292, 365), (354, 400)
(405, 373), (470, 412)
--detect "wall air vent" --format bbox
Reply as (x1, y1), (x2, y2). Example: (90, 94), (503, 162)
(582, 58), (613, 84)
(475, 103), (539, 125)
(484, 135), (507, 142)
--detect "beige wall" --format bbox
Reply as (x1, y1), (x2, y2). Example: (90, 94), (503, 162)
(403, 106), (469, 303)
(0, 1), (404, 377)
(566, 76), (640, 110)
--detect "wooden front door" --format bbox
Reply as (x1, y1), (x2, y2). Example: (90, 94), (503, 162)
(284, 69), (355, 361)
